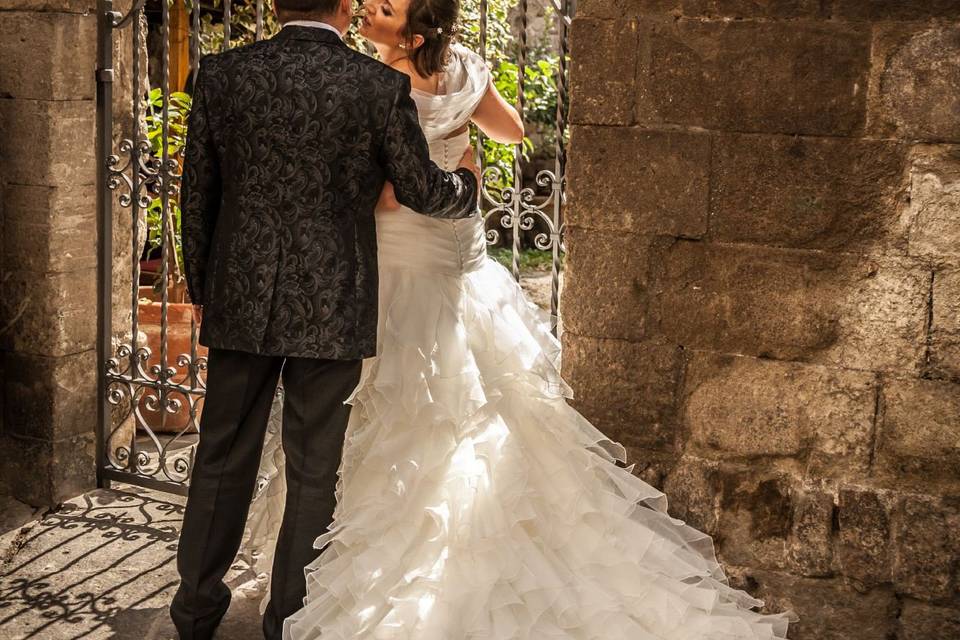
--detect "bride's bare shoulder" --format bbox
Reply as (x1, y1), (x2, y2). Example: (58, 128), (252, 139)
(388, 58), (440, 94)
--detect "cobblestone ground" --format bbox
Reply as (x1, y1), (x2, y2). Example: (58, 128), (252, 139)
(0, 485), (264, 640)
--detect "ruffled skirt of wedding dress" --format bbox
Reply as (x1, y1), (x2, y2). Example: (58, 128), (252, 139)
(236, 257), (794, 640)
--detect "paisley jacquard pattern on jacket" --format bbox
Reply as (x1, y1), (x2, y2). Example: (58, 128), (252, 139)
(180, 26), (478, 359)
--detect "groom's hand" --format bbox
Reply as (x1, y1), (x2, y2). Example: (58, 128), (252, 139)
(458, 146), (481, 191)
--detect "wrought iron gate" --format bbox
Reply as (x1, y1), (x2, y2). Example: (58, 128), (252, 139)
(96, 0), (572, 495)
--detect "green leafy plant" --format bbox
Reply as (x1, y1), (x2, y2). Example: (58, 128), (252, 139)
(144, 88), (192, 281)
(489, 247), (560, 272)
(195, 0), (367, 53)
(458, 0), (562, 193)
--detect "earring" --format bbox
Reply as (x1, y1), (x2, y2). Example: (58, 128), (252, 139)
(399, 43), (407, 49)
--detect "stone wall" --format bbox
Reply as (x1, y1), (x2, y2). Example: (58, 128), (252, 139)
(0, 0), (136, 506)
(563, 2), (960, 638)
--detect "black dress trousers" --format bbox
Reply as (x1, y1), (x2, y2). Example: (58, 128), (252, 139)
(169, 347), (361, 640)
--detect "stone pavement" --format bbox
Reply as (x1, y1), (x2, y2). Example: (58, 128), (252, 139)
(0, 484), (265, 640)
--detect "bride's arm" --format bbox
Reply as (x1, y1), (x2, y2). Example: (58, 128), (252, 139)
(471, 78), (524, 144)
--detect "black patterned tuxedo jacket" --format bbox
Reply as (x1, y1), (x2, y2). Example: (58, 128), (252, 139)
(180, 26), (478, 360)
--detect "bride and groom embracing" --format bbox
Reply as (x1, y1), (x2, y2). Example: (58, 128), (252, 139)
(168, 0), (794, 638)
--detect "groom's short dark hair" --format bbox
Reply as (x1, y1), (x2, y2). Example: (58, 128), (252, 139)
(275, 0), (341, 18)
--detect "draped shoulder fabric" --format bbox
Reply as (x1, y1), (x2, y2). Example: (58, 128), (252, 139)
(410, 43), (491, 143)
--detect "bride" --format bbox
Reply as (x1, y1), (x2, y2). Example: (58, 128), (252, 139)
(237, 1), (794, 638)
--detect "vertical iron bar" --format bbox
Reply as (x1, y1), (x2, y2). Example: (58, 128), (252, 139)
(158, 0), (172, 451)
(511, 0), (529, 283)
(190, 0), (205, 474)
(223, 0), (232, 51)
(549, 0), (570, 337)
(190, 0), (201, 81)
(476, 0), (487, 176)
(96, 0), (116, 489)
(130, 1), (142, 406)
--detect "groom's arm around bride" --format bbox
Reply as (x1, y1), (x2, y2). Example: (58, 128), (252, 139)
(378, 71), (481, 218)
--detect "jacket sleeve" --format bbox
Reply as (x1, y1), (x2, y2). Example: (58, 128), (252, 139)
(378, 74), (478, 219)
(179, 58), (222, 306)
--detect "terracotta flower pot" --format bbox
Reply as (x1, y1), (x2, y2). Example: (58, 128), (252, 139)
(136, 284), (207, 433)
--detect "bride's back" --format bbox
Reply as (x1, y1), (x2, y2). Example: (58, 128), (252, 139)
(375, 44), (491, 276)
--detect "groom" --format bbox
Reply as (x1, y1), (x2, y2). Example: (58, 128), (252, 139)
(168, 0), (479, 638)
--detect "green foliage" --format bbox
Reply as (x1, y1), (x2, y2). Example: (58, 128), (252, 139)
(144, 88), (192, 276)
(458, 0), (513, 61)
(145, 88), (191, 157)
(475, 56), (558, 192)
(458, 0), (562, 194)
(195, 0), (368, 54)
(195, 0), (281, 53)
(489, 247), (560, 272)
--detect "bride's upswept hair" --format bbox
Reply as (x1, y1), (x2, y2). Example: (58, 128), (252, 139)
(403, 0), (459, 78)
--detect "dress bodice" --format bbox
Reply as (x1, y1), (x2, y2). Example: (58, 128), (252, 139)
(376, 44), (490, 275)
(376, 132), (487, 275)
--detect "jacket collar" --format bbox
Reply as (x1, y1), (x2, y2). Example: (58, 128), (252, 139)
(275, 25), (347, 48)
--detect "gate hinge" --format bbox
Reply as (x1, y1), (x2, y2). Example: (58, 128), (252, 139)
(98, 68), (114, 83)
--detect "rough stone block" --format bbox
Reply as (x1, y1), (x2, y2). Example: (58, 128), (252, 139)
(833, 0), (960, 21)
(0, 98), (95, 187)
(569, 19), (638, 126)
(876, 378), (960, 488)
(0, 10), (95, 100)
(0, 353), (5, 444)
(716, 471), (796, 571)
(681, 0), (824, 18)
(662, 455), (722, 536)
(904, 146), (960, 260)
(560, 228), (654, 341)
(868, 25), (960, 143)
(3, 431), (96, 507)
(567, 126), (710, 236)
(562, 332), (686, 453)
(733, 570), (899, 640)
(892, 496), (960, 601)
(3, 350), (96, 441)
(637, 20), (870, 136)
(0, 268), (97, 356)
(899, 600), (960, 640)
(648, 241), (929, 374)
(579, 0), (824, 20)
(835, 487), (894, 587)
(577, 0), (680, 20)
(2, 184), (96, 273)
(710, 133), (909, 252)
(0, 1), (95, 10)
(929, 268), (960, 380)
(683, 352), (877, 475)
(787, 488), (835, 577)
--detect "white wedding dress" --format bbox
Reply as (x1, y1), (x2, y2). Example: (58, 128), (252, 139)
(237, 44), (793, 640)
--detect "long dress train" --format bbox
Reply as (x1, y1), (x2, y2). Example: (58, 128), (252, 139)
(236, 43), (794, 640)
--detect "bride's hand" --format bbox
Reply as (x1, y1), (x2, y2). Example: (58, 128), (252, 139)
(457, 145), (480, 186)
(376, 181), (400, 213)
